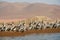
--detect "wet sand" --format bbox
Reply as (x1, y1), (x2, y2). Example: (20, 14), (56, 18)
(0, 28), (60, 37)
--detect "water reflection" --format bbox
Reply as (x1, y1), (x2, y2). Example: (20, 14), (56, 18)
(0, 33), (60, 40)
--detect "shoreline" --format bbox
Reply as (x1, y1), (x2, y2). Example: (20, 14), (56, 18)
(0, 28), (60, 37)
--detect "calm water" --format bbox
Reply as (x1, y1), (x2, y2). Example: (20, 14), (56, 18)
(0, 33), (60, 40)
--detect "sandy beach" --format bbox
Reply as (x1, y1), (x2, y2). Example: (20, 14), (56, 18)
(0, 28), (60, 36)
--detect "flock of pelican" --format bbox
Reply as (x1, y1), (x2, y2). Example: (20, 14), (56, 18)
(0, 16), (60, 32)
(0, 19), (60, 32)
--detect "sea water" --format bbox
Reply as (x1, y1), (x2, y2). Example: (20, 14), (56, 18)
(0, 33), (60, 40)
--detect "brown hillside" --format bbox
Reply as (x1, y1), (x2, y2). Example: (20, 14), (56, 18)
(0, 2), (60, 19)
